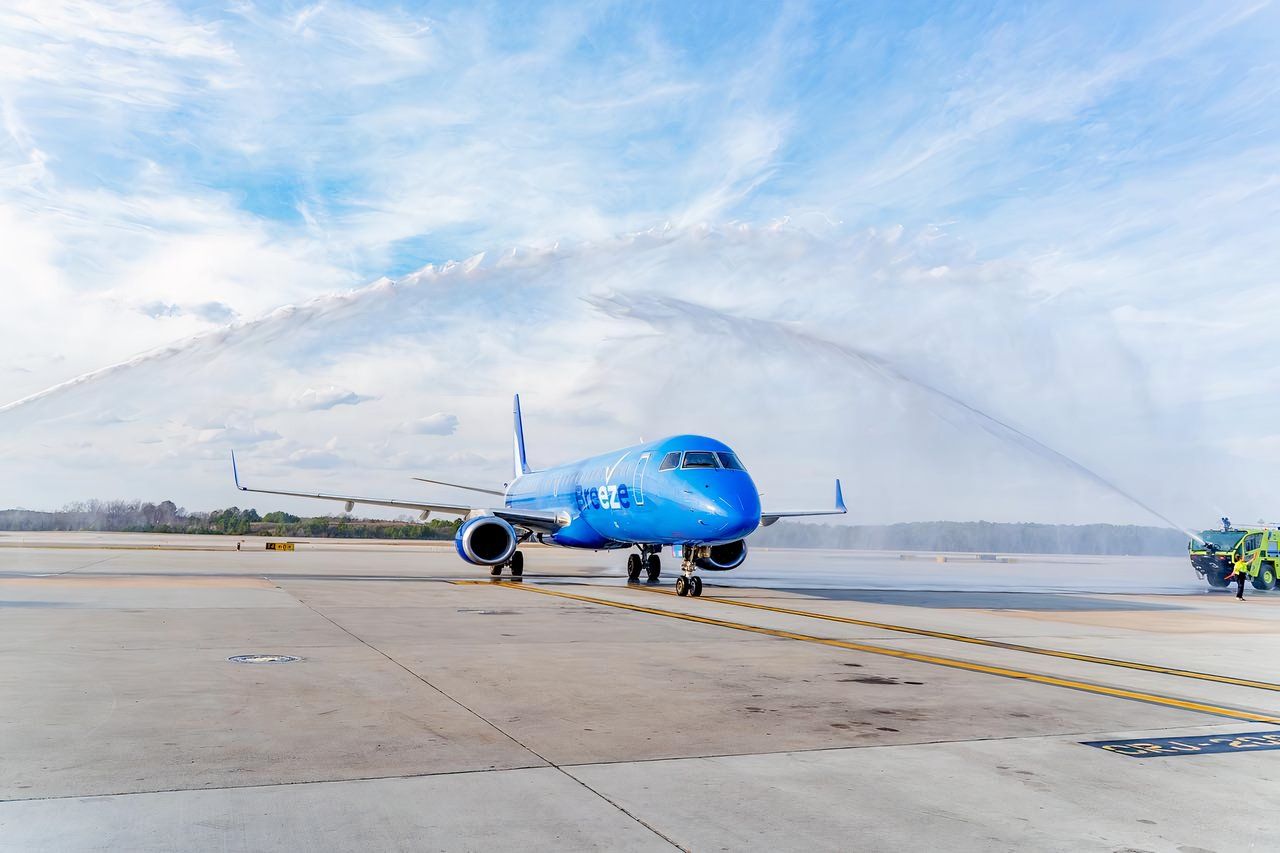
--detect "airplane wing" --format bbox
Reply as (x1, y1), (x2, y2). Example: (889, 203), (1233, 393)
(231, 453), (563, 532)
(761, 479), (847, 527)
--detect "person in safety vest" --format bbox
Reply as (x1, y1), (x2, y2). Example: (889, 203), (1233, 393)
(1227, 556), (1249, 600)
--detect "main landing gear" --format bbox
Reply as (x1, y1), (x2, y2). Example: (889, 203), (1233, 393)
(490, 550), (524, 578)
(675, 548), (704, 597)
(626, 546), (662, 584)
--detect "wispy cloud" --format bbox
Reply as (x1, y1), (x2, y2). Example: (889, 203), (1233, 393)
(400, 413), (460, 436)
(291, 386), (374, 412)
(286, 448), (343, 469)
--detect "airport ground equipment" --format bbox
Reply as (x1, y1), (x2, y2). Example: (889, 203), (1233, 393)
(1190, 518), (1279, 590)
(232, 395), (844, 591)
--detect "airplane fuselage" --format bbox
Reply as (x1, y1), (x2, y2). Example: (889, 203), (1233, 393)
(232, 395), (841, 593)
(505, 434), (762, 550)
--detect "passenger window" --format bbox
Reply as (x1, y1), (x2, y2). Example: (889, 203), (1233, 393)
(658, 452), (681, 471)
(716, 452), (745, 471)
(681, 451), (720, 469)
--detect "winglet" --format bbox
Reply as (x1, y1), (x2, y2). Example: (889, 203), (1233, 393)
(835, 478), (846, 513)
(512, 394), (531, 478)
(231, 451), (245, 491)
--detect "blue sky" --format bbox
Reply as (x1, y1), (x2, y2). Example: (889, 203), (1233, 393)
(1, 1), (1277, 525)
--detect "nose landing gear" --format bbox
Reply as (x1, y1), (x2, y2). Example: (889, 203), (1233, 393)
(675, 547), (705, 597)
(674, 574), (703, 597)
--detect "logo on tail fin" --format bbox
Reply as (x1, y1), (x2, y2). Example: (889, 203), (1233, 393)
(513, 394), (531, 479)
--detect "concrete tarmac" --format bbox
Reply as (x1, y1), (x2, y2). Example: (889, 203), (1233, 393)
(1, 533), (1277, 851)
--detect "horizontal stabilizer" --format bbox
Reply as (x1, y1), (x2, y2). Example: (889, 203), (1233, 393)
(412, 476), (504, 496)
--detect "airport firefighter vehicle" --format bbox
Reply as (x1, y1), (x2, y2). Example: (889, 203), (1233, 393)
(1190, 518), (1279, 591)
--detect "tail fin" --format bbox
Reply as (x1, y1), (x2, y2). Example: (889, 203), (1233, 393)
(513, 394), (531, 479)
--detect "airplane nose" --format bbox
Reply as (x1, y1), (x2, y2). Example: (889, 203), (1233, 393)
(707, 479), (761, 540)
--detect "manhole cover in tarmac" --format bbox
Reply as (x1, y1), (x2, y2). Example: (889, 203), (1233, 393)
(228, 654), (301, 664)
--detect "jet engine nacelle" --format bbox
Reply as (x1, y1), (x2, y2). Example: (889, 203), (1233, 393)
(695, 539), (748, 571)
(455, 516), (518, 566)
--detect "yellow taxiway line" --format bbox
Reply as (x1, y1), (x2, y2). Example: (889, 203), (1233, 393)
(630, 586), (1280, 694)
(491, 581), (1280, 725)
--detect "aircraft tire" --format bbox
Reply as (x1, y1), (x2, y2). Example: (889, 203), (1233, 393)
(690, 576), (703, 597)
(1251, 562), (1276, 591)
(510, 551), (524, 577)
(646, 555), (661, 583)
(626, 554), (642, 583)
(489, 565), (503, 577)
(675, 576), (689, 596)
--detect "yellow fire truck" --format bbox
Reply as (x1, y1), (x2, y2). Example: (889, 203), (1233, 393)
(1190, 518), (1279, 591)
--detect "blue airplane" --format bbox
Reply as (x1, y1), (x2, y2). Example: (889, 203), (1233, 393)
(232, 395), (845, 596)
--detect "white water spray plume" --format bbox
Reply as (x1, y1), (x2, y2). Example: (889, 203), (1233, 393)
(0, 225), (1228, 528)
(588, 291), (1205, 543)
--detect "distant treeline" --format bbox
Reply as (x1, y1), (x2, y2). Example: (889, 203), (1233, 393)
(0, 500), (1190, 554)
(751, 520), (1188, 556)
(0, 500), (461, 541)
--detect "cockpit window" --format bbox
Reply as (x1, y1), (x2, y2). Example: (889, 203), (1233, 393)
(657, 451), (681, 471)
(681, 451), (720, 469)
(716, 452), (745, 471)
